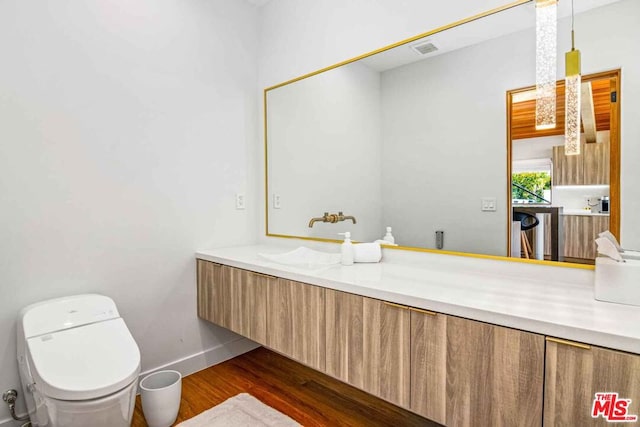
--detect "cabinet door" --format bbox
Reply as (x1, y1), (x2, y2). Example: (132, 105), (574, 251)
(197, 261), (270, 343)
(326, 291), (410, 407)
(362, 299), (411, 408)
(410, 308), (447, 425)
(325, 289), (364, 388)
(197, 260), (230, 328)
(585, 216), (610, 260)
(564, 216), (586, 259)
(544, 339), (640, 426)
(553, 145), (584, 186)
(224, 266), (270, 344)
(411, 312), (544, 426)
(266, 278), (326, 371)
(564, 216), (610, 260)
(583, 140), (610, 185)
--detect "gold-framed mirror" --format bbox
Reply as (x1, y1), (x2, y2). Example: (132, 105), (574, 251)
(265, 0), (634, 269)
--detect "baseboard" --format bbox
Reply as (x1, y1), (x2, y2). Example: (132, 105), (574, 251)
(0, 416), (26, 427)
(0, 338), (260, 427)
(138, 337), (261, 381)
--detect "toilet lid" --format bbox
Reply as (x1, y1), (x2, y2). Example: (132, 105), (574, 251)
(27, 318), (141, 400)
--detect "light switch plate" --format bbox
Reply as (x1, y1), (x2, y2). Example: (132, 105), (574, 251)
(273, 194), (281, 209)
(235, 193), (245, 210)
(481, 197), (497, 212)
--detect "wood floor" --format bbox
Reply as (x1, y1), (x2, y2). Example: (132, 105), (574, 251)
(132, 346), (438, 426)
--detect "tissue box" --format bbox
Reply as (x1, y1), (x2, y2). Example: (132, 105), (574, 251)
(595, 257), (640, 307)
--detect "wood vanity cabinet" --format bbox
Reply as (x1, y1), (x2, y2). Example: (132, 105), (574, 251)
(544, 339), (640, 426)
(563, 215), (610, 260)
(325, 290), (365, 387)
(552, 141), (609, 186)
(325, 287), (544, 421)
(197, 261), (325, 371)
(411, 310), (545, 426)
(325, 289), (411, 408)
(266, 278), (326, 371)
(197, 262), (639, 427)
(362, 298), (411, 407)
(196, 260), (271, 344)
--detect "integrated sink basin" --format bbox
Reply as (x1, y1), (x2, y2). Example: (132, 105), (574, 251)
(258, 247), (341, 269)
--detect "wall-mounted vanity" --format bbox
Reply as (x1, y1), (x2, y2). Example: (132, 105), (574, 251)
(196, 246), (640, 426)
(264, 0), (639, 268)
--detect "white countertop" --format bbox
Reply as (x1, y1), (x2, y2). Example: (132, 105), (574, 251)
(512, 206), (609, 216)
(196, 245), (640, 354)
(561, 209), (610, 217)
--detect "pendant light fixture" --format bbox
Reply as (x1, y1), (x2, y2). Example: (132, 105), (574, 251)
(535, 0), (558, 130)
(564, 0), (581, 155)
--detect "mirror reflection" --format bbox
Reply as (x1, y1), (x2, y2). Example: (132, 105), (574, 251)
(509, 71), (619, 265)
(266, 0), (634, 265)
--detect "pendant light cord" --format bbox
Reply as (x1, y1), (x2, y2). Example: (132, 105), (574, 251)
(571, 0), (575, 50)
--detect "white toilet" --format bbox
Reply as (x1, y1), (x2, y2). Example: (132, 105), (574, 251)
(17, 294), (141, 427)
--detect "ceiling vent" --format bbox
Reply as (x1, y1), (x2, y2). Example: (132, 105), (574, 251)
(410, 41), (439, 55)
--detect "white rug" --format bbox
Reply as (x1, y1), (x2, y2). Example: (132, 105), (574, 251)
(176, 393), (301, 427)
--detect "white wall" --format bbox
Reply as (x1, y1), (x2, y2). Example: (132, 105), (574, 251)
(0, 1), (259, 423)
(259, 0), (640, 252)
(574, 0), (640, 248)
(267, 61), (382, 241)
(379, 33), (529, 254)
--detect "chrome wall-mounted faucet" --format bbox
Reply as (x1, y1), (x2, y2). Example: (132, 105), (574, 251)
(308, 211), (357, 228)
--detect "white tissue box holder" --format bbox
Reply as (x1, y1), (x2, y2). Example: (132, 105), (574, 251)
(595, 257), (640, 307)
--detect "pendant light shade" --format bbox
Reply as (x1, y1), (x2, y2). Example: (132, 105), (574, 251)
(564, 1), (581, 155)
(565, 49), (581, 155)
(535, 0), (558, 130)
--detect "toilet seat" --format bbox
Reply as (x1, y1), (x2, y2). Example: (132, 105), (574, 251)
(27, 317), (140, 400)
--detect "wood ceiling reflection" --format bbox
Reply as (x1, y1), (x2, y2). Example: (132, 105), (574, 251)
(511, 79), (611, 140)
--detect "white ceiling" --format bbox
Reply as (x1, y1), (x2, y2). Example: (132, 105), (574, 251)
(361, 0), (623, 72)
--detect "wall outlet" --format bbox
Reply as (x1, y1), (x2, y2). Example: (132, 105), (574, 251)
(273, 194), (281, 209)
(481, 197), (497, 212)
(235, 193), (245, 210)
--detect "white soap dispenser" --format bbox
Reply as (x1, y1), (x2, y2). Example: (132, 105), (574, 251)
(338, 232), (354, 266)
(382, 227), (395, 244)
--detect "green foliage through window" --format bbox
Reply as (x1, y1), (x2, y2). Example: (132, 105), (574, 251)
(512, 172), (551, 202)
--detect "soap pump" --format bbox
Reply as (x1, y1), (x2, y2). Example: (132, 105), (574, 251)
(338, 232), (354, 266)
(382, 227), (395, 244)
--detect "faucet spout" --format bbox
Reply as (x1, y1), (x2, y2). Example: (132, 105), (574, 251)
(309, 212), (331, 228)
(342, 216), (356, 224)
(338, 211), (357, 224)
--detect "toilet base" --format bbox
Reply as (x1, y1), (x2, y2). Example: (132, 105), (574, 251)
(29, 379), (138, 427)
